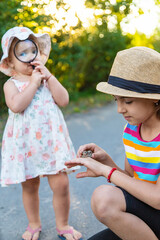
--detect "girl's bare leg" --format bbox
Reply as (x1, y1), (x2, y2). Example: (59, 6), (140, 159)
(21, 177), (41, 240)
(48, 173), (82, 240)
(91, 185), (158, 240)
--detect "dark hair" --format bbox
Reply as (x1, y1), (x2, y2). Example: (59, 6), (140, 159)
(155, 101), (160, 119)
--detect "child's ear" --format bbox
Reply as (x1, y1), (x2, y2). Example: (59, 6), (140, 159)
(7, 57), (14, 68)
(153, 100), (160, 107)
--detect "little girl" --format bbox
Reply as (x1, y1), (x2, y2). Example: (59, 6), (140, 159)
(65, 47), (160, 240)
(0, 27), (82, 240)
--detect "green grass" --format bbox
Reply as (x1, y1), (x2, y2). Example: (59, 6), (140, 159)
(0, 93), (113, 146)
(62, 92), (113, 116)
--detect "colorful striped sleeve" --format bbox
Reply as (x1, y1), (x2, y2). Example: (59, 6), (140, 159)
(123, 123), (160, 184)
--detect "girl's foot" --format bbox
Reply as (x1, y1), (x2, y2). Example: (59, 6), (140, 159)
(56, 226), (83, 240)
(22, 225), (42, 240)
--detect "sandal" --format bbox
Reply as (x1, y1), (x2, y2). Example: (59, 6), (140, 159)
(22, 225), (42, 240)
(56, 227), (83, 240)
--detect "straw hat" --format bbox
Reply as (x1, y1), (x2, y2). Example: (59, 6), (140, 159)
(0, 26), (51, 76)
(97, 47), (160, 99)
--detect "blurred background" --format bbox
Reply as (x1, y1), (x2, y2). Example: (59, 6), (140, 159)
(1, 0), (160, 115)
(1, 2), (160, 237)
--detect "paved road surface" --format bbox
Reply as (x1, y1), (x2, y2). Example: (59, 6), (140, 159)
(0, 102), (126, 240)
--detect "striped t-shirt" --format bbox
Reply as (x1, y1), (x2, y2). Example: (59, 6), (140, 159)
(123, 123), (160, 184)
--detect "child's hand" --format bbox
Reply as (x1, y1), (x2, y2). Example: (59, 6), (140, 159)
(65, 157), (111, 178)
(31, 60), (51, 81)
(30, 69), (45, 88)
(77, 143), (110, 165)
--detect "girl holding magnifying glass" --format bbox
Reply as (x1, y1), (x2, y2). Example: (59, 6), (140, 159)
(0, 27), (83, 240)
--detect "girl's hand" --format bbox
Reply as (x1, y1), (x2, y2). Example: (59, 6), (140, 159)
(65, 157), (111, 178)
(30, 68), (45, 88)
(32, 63), (69, 107)
(77, 143), (111, 165)
(31, 60), (51, 81)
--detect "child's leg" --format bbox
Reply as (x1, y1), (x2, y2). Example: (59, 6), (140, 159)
(91, 185), (158, 240)
(21, 177), (41, 240)
(48, 173), (82, 240)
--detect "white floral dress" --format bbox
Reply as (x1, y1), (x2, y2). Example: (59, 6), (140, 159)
(0, 78), (78, 187)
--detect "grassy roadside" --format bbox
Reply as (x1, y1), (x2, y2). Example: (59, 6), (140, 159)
(62, 93), (113, 116)
(0, 93), (113, 146)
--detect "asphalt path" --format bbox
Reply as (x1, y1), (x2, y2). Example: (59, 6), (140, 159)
(0, 102), (126, 240)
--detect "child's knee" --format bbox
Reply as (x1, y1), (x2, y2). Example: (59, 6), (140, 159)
(49, 173), (69, 194)
(58, 177), (69, 194)
(91, 185), (119, 221)
(22, 177), (40, 193)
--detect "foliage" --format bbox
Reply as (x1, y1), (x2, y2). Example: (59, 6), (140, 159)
(85, 0), (134, 30)
(0, 0), (21, 38)
(47, 0), (132, 98)
(126, 32), (154, 49)
(0, 0), (158, 112)
(70, 30), (127, 93)
(0, 0), (21, 112)
(0, 0), (52, 112)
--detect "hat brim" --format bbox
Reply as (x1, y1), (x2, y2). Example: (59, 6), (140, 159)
(0, 30), (51, 77)
(96, 82), (160, 100)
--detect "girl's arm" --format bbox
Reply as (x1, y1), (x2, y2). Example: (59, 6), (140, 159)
(32, 61), (69, 107)
(77, 143), (131, 175)
(65, 155), (160, 209)
(47, 75), (69, 107)
(4, 70), (43, 113)
(4, 80), (38, 113)
(110, 163), (160, 210)
(124, 156), (134, 177)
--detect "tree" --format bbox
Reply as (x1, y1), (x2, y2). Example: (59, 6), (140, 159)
(0, 0), (52, 111)
(0, 0), (158, 110)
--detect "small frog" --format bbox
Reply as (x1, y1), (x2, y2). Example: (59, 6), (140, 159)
(82, 150), (93, 158)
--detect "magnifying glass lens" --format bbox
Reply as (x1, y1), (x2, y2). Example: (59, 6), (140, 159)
(14, 39), (38, 63)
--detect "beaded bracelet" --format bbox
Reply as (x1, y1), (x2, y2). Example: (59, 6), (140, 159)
(107, 167), (117, 183)
(46, 74), (52, 81)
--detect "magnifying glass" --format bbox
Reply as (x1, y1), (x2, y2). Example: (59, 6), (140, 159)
(14, 39), (38, 69)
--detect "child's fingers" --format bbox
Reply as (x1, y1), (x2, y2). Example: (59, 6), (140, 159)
(34, 66), (44, 73)
(65, 163), (82, 168)
(65, 160), (83, 168)
(77, 145), (85, 157)
(76, 172), (88, 178)
(31, 60), (43, 66)
(92, 152), (99, 159)
(77, 144), (94, 157)
(65, 160), (73, 166)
